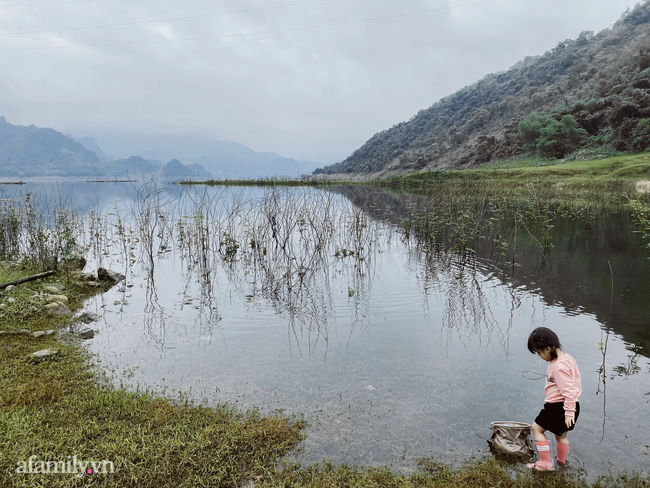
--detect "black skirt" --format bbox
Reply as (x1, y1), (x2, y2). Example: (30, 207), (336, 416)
(534, 402), (580, 436)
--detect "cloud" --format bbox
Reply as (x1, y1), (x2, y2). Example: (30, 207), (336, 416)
(0, 0), (636, 163)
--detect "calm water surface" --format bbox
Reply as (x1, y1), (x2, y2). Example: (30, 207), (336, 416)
(4, 181), (649, 477)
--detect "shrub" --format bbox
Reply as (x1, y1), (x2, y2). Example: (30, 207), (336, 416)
(519, 113), (588, 158)
(536, 115), (589, 158)
(518, 112), (555, 153)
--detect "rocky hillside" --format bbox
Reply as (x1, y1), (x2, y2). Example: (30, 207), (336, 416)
(0, 117), (106, 178)
(319, 2), (650, 177)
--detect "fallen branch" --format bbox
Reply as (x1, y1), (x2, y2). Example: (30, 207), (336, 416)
(0, 270), (56, 290)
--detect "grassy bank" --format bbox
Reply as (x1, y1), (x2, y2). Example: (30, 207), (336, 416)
(177, 152), (650, 196)
(0, 263), (304, 487)
(379, 152), (650, 190)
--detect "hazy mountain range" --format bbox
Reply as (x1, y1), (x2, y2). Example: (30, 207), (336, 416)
(0, 117), (319, 179)
(83, 132), (319, 179)
(319, 2), (650, 177)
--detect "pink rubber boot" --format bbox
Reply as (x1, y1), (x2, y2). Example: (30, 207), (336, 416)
(556, 441), (569, 465)
(527, 440), (554, 470)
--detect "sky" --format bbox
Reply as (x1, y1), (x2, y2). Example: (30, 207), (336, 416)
(0, 0), (640, 164)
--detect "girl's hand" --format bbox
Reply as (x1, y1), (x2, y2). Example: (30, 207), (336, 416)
(565, 415), (575, 428)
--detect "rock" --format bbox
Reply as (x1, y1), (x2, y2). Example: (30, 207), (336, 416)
(61, 253), (86, 270)
(79, 328), (95, 339)
(97, 268), (126, 284)
(77, 312), (99, 324)
(636, 180), (650, 194)
(0, 261), (19, 270)
(77, 272), (95, 282)
(45, 303), (73, 318)
(43, 284), (64, 294)
(32, 329), (55, 338)
(32, 349), (57, 359)
(87, 282), (101, 287)
(0, 304), (6, 310)
(5, 285), (15, 291)
(7, 297), (15, 303)
(43, 294), (69, 305)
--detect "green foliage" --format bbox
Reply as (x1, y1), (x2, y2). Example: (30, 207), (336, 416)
(519, 113), (588, 159)
(518, 113), (555, 153)
(627, 197), (650, 249)
(0, 207), (20, 260)
(219, 232), (240, 258)
(536, 115), (589, 158)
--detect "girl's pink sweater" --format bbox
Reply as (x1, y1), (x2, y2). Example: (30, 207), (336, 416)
(545, 353), (582, 415)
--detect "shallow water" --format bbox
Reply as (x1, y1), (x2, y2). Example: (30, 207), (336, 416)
(5, 181), (649, 477)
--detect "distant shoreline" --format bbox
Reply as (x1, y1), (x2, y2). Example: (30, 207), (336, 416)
(86, 180), (137, 183)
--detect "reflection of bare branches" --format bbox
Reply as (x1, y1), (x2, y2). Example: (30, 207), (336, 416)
(597, 260), (615, 443)
(172, 187), (382, 358)
(142, 266), (167, 351)
(611, 345), (642, 378)
(407, 250), (513, 355)
(597, 329), (609, 444)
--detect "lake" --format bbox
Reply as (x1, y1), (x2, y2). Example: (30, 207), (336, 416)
(3, 180), (649, 478)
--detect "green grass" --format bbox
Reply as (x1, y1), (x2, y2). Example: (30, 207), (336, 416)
(383, 152), (650, 189)
(259, 458), (649, 488)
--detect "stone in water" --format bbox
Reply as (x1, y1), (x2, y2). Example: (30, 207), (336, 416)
(80, 328), (95, 339)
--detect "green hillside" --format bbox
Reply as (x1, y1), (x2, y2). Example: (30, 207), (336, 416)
(320, 2), (650, 176)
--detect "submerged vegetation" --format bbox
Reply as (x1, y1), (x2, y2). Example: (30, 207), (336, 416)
(1, 183), (649, 487)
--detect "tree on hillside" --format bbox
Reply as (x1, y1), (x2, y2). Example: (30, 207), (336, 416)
(536, 115), (588, 158)
(518, 113), (587, 158)
(517, 113), (554, 153)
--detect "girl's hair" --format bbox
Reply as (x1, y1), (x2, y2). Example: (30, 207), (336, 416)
(527, 327), (562, 360)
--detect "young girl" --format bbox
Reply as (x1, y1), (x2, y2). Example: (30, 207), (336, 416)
(526, 327), (582, 470)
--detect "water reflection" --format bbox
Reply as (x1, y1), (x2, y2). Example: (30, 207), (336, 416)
(333, 185), (650, 361)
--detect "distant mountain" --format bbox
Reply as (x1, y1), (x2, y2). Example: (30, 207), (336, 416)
(104, 156), (211, 180)
(72, 136), (110, 161)
(0, 117), (106, 178)
(105, 155), (161, 178)
(160, 159), (211, 179)
(87, 133), (319, 178)
(320, 2), (650, 177)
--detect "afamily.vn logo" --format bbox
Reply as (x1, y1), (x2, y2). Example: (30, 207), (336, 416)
(15, 455), (115, 477)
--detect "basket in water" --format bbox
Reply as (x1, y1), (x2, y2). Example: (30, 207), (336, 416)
(488, 421), (534, 457)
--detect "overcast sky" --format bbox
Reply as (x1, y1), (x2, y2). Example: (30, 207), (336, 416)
(0, 0), (639, 163)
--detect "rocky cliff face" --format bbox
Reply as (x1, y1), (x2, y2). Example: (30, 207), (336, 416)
(319, 2), (650, 177)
